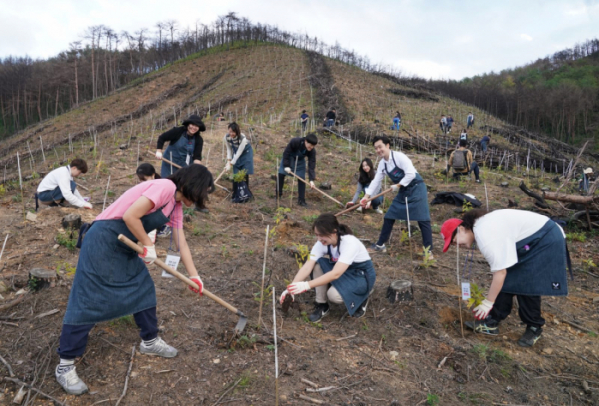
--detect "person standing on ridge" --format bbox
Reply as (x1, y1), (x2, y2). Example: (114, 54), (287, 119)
(325, 108), (336, 128)
(440, 115), (447, 134)
(467, 112), (475, 129)
(363, 135), (433, 256)
(277, 134), (318, 207)
(392, 111), (402, 130)
(447, 115), (454, 133)
(300, 110), (310, 132)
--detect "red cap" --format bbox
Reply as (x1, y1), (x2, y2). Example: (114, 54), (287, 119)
(440, 219), (463, 253)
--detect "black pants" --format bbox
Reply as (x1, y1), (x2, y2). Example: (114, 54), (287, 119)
(489, 292), (545, 329)
(57, 307), (159, 359)
(277, 173), (306, 203)
(376, 218), (433, 250)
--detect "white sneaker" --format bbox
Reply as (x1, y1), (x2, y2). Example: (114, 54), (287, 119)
(139, 337), (178, 358)
(374, 208), (384, 214)
(356, 207), (363, 213)
(55, 365), (89, 395)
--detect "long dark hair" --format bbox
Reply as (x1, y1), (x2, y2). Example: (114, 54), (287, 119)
(167, 164), (214, 209)
(228, 122), (241, 137)
(358, 158), (375, 185)
(136, 163), (161, 181)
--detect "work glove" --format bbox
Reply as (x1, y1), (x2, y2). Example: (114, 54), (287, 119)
(345, 201), (355, 208)
(391, 184), (400, 193)
(279, 289), (294, 305)
(473, 299), (494, 320)
(139, 245), (157, 264)
(147, 229), (157, 244)
(82, 202), (93, 209)
(284, 167), (292, 174)
(310, 181), (315, 189)
(360, 197), (371, 209)
(155, 150), (163, 160)
(287, 281), (311, 295)
(225, 162), (232, 172)
(189, 276), (204, 296)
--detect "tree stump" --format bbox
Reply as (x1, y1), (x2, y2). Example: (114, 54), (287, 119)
(500, 182), (509, 188)
(28, 268), (57, 291)
(386, 280), (413, 303)
(319, 182), (332, 190)
(62, 214), (81, 230)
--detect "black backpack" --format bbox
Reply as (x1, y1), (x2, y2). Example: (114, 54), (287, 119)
(452, 150), (469, 171)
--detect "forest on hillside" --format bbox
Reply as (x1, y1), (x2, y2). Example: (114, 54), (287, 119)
(0, 12), (410, 139)
(429, 39), (599, 145)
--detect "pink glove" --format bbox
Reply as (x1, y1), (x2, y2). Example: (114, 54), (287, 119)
(189, 276), (203, 296)
(279, 289), (295, 305)
(287, 281), (311, 295)
(473, 299), (494, 320)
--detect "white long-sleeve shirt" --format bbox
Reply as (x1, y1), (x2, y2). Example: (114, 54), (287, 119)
(37, 166), (85, 207)
(224, 133), (249, 165)
(365, 151), (417, 196)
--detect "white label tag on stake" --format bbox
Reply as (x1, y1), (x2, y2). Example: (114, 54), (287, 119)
(461, 282), (471, 300)
(162, 254), (180, 278)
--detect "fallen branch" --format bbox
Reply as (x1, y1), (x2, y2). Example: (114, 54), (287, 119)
(306, 386), (337, 393)
(212, 378), (242, 406)
(114, 345), (136, 406)
(2, 377), (65, 405)
(297, 394), (325, 404)
(0, 294), (27, 312)
(518, 181), (550, 209)
(562, 319), (597, 336)
(543, 191), (597, 205)
(301, 378), (319, 388)
(0, 354), (15, 377)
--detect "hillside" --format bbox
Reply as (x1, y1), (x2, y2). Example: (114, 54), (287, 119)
(1, 43), (599, 405)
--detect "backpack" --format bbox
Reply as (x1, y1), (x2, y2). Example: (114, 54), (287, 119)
(452, 150), (469, 171)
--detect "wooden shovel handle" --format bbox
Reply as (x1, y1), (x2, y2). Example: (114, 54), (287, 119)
(335, 188), (394, 216)
(117, 234), (241, 315)
(288, 171), (344, 207)
(147, 151), (182, 169)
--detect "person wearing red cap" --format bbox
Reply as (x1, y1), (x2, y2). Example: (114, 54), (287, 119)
(440, 209), (569, 347)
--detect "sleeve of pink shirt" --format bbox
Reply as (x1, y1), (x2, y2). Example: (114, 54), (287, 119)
(141, 181), (183, 229)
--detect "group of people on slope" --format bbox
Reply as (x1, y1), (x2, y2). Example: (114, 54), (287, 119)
(33, 114), (571, 397)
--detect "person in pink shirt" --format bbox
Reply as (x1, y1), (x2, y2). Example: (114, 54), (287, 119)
(55, 164), (213, 395)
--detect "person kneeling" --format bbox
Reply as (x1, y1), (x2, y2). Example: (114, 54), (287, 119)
(280, 214), (376, 322)
(36, 158), (91, 210)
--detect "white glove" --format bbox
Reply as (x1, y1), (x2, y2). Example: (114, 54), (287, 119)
(82, 202), (93, 209)
(139, 245), (157, 264)
(147, 230), (157, 244)
(391, 184), (400, 193)
(155, 150), (163, 159)
(310, 181), (315, 189)
(360, 197), (371, 209)
(284, 167), (292, 174)
(279, 289), (295, 305)
(345, 201), (355, 208)
(473, 299), (494, 320)
(287, 281), (311, 295)
(225, 162), (232, 172)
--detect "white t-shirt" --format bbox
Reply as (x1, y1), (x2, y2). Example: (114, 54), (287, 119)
(365, 151), (418, 196)
(309, 234), (371, 265)
(473, 209), (563, 272)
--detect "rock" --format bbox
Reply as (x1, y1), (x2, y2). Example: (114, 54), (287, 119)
(553, 318), (560, 325)
(26, 212), (37, 222)
(541, 186), (550, 192)
(131, 371), (138, 378)
(16, 288), (26, 295)
(389, 351), (399, 360)
(0, 281), (7, 293)
(319, 182), (332, 190)
(213, 359), (221, 364)
(593, 297), (599, 304)
(500, 182), (509, 187)
(62, 213), (82, 230)
(119, 144), (128, 150)
(279, 395), (287, 402)
(53, 244), (60, 249)
(542, 348), (553, 355)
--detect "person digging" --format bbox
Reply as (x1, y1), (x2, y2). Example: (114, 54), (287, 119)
(55, 165), (213, 395)
(224, 122), (254, 203)
(280, 213), (376, 322)
(440, 209), (570, 347)
(277, 133), (318, 207)
(364, 135), (433, 256)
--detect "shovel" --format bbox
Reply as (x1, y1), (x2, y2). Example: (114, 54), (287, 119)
(287, 170), (344, 207)
(335, 187), (394, 216)
(117, 234), (248, 334)
(148, 152), (229, 192)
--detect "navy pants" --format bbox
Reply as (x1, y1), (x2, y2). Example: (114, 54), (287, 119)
(37, 181), (77, 203)
(278, 173), (306, 203)
(377, 218), (433, 250)
(453, 162), (480, 181)
(489, 292), (545, 329)
(57, 307), (159, 359)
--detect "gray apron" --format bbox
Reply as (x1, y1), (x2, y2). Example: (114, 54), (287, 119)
(161, 134), (194, 177)
(316, 245), (376, 316)
(278, 148), (307, 179)
(229, 138), (254, 175)
(383, 154), (431, 222)
(63, 204), (173, 325)
(501, 220), (568, 296)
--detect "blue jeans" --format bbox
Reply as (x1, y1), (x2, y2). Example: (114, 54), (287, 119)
(452, 162), (480, 181)
(37, 181), (77, 203)
(57, 307), (158, 359)
(481, 141), (488, 153)
(326, 119), (335, 128)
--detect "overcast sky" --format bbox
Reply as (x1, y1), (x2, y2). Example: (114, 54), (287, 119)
(1, 0), (598, 80)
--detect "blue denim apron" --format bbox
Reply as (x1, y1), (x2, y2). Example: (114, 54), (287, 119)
(63, 206), (172, 325)
(383, 154), (431, 222)
(501, 220), (568, 296)
(161, 134), (195, 177)
(316, 246), (376, 316)
(229, 138), (254, 175)
(278, 148), (307, 179)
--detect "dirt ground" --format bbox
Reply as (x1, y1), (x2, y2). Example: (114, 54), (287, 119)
(1, 45), (599, 406)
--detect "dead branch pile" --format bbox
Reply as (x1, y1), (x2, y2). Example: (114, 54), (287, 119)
(386, 87), (439, 102)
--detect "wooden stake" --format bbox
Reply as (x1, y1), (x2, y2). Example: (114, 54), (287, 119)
(289, 156), (298, 208)
(102, 175), (111, 212)
(16, 153), (25, 217)
(258, 225), (270, 326)
(457, 227), (464, 338)
(273, 286), (279, 406)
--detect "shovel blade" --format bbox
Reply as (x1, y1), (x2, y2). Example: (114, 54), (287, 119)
(234, 316), (248, 335)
